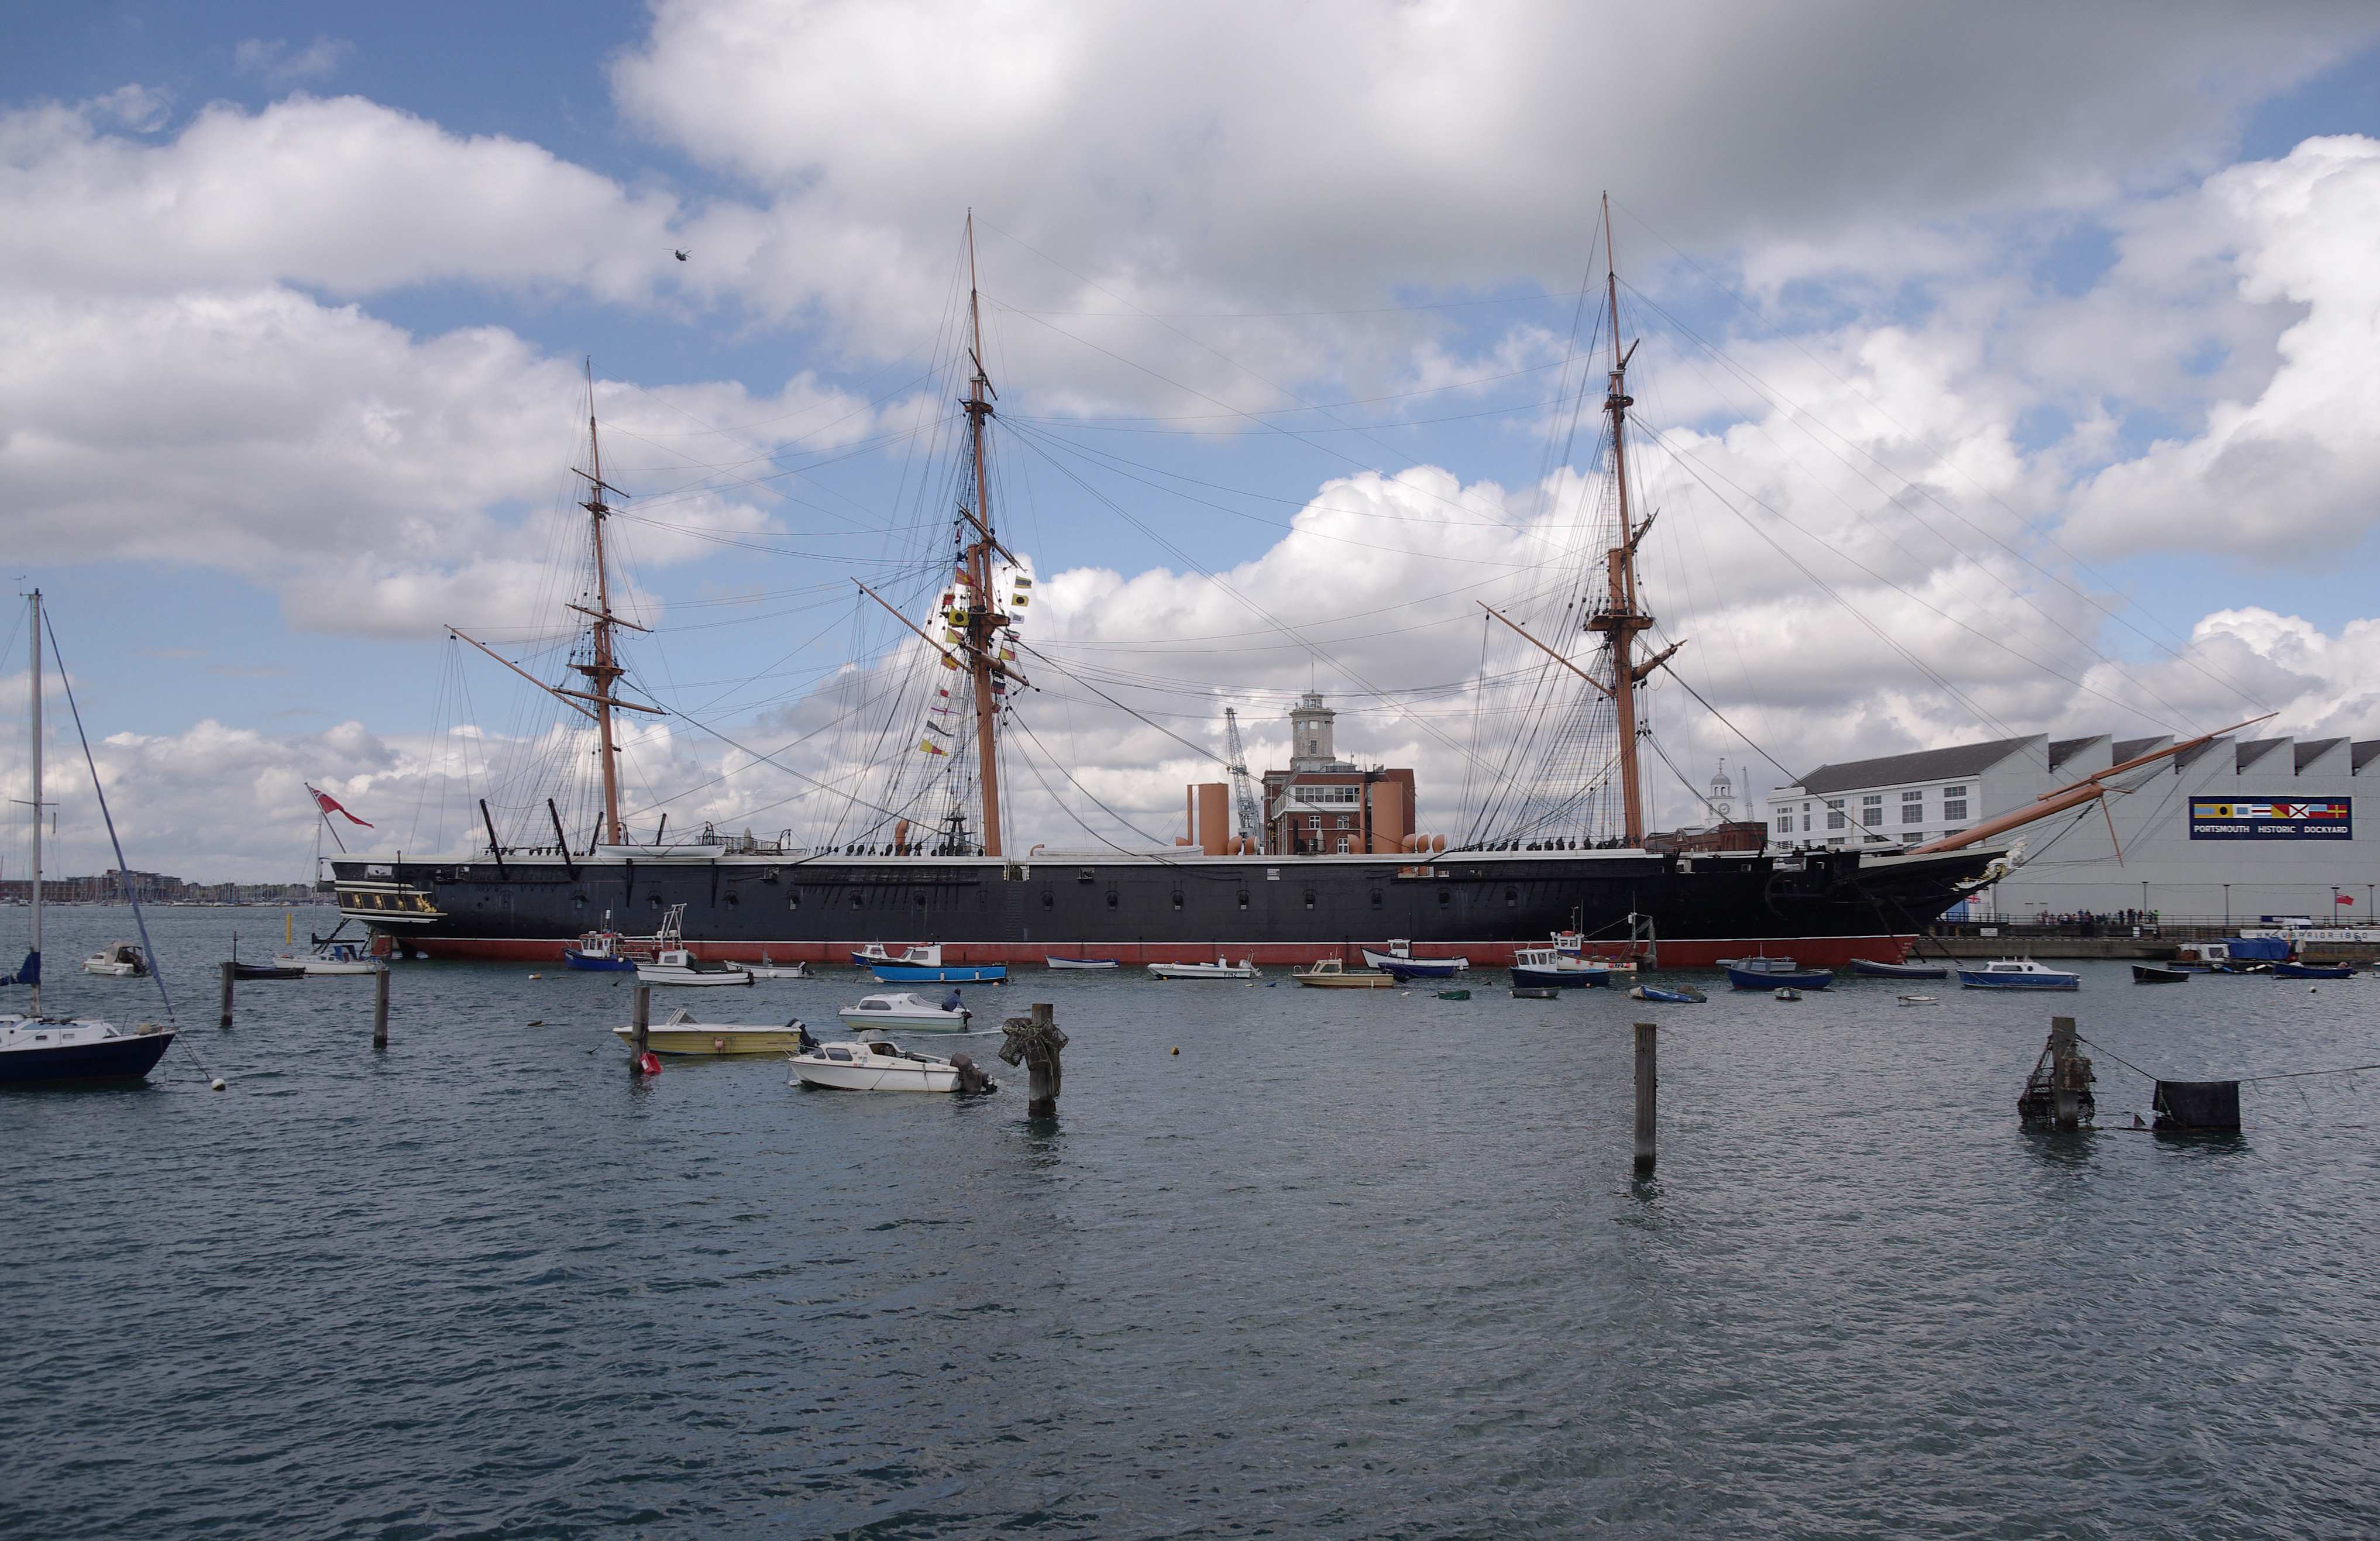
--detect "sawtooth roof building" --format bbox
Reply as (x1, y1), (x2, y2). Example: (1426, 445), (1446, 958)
(1767, 731), (2380, 923)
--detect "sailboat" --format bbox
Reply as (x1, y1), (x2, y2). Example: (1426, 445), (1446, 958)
(324, 216), (2248, 970)
(0, 591), (178, 1084)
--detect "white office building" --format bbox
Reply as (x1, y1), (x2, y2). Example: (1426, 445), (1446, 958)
(1767, 732), (2380, 923)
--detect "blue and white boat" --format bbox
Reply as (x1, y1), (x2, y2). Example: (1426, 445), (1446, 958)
(858, 944), (1007, 984)
(2274, 960), (2353, 979)
(1722, 955), (1832, 990)
(563, 925), (639, 972)
(1957, 958), (2080, 991)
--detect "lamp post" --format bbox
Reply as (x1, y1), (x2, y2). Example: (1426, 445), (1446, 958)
(2223, 883), (2230, 926)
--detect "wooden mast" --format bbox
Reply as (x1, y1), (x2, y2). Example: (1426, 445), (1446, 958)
(960, 215), (1006, 858)
(1581, 195), (1659, 846)
(575, 359), (630, 848)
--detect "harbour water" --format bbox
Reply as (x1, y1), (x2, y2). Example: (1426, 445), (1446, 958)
(4, 906), (2376, 1537)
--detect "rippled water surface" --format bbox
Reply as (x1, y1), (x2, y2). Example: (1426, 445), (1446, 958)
(4, 907), (2377, 1539)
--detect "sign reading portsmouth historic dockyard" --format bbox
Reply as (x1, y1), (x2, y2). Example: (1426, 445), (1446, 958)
(2189, 797), (2353, 840)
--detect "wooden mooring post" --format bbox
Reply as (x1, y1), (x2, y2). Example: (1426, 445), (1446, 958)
(372, 965), (390, 1050)
(218, 959), (236, 1030)
(632, 984), (651, 1060)
(2051, 1014), (2081, 1132)
(1633, 1020), (1657, 1174)
(999, 1002), (1068, 1116)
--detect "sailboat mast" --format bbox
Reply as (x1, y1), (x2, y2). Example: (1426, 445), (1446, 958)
(1585, 196), (1654, 847)
(26, 589), (39, 1019)
(578, 360), (627, 847)
(961, 216), (1005, 858)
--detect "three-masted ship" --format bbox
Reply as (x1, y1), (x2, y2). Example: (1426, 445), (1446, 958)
(332, 222), (2035, 967)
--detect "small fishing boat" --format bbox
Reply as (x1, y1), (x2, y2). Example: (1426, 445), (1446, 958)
(856, 943), (1007, 983)
(2132, 964), (2189, 984)
(746, 955), (812, 979)
(1957, 958), (2080, 991)
(1148, 958), (1259, 980)
(1510, 945), (1611, 989)
(1359, 940), (1467, 978)
(1436, 988), (1471, 1001)
(1629, 983), (1705, 1003)
(1897, 995), (1936, 1005)
(2274, 960), (2353, 979)
(835, 991), (975, 1031)
(611, 1009), (811, 1055)
(81, 942), (149, 978)
(1849, 957), (1948, 979)
(1045, 956), (1120, 970)
(563, 927), (640, 972)
(231, 960), (305, 981)
(1292, 958), (1397, 988)
(1773, 987), (1803, 1001)
(1509, 985), (1560, 999)
(789, 1037), (996, 1093)
(1726, 962), (1833, 990)
(635, 948), (755, 986)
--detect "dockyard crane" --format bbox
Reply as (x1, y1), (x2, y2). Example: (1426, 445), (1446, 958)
(1224, 707), (1263, 848)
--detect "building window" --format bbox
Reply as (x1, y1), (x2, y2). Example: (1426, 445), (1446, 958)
(1775, 812), (1794, 834)
(1826, 799), (1845, 830)
(1862, 795), (1882, 828)
(1943, 786), (1968, 820)
(1802, 815), (1811, 831)
(1309, 816), (1321, 830)
(1335, 815), (1350, 830)
(1901, 790), (1923, 824)
(1336, 837), (1351, 853)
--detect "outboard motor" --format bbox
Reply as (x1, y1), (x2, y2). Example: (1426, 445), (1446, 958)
(791, 1019), (819, 1054)
(949, 1052), (997, 1095)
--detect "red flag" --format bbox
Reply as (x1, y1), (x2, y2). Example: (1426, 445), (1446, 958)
(2337, 893), (2355, 905)
(309, 784), (373, 828)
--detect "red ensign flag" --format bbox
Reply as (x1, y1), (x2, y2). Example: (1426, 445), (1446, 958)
(309, 785), (373, 828)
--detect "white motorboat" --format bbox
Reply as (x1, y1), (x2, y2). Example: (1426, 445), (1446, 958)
(746, 954), (812, 979)
(611, 1007), (810, 1055)
(636, 947), (755, 986)
(836, 991), (974, 1031)
(1147, 958), (1260, 980)
(81, 942), (150, 977)
(789, 1037), (996, 1093)
(277, 940), (385, 975)
(1045, 956), (1120, 970)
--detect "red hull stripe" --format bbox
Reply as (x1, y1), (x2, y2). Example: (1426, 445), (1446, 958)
(392, 935), (1915, 968)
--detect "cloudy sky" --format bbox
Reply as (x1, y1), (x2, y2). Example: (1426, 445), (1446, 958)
(6, 0), (2380, 881)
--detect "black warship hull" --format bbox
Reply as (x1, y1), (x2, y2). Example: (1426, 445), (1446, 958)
(333, 844), (1993, 968)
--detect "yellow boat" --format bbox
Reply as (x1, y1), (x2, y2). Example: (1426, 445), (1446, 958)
(1292, 958), (1397, 989)
(611, 1009), (811, 1056)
